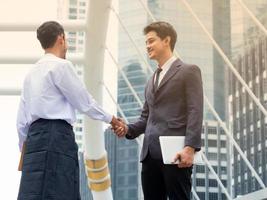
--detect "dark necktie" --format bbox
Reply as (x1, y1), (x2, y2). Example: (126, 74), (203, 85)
(154, 68), (162, 91)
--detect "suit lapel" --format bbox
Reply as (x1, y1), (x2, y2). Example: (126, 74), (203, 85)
(145, 73), (156, 105)
(155, 58), (182, 92)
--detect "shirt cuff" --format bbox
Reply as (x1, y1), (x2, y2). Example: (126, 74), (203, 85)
(104, 113), (113, 124)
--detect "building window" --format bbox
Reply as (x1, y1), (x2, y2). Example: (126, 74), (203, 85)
(128, 175), (137, 185)
(221, 140), (226, 147)
(78, 32), (84, 36)
(128, 189), (137, 198)
(69, 8), (77, 14)
(75, 135), (82, 140)
(79, 2), (86, 6)
(117, 163), (126, 172)
(118, 149), (126, 158)
(77, 119), (83, 123)
(129, 148), (137, 157)
(208, 140), (217, 147)
(117, 176), (125, 185)
(68, 46), (76, 51)
(196, 178), (205, 186)
(75, 127), (82, 132)
(70, 0), (77, 5)
(196, 165), (205, 173)
(128, 161), (138, 172)
(209, 179), (218, 187)
(117, 189), (125, 199)
(209, 193), (218, 200)
(208, 152), (217, 160)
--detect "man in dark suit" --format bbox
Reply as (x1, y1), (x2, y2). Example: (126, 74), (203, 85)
(114, 21), (203, 200)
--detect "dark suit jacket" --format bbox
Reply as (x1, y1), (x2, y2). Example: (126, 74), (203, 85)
(126, 58), (203, 161)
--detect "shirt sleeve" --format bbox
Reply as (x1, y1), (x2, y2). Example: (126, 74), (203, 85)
(16, 94), (29, 152)
(52, 61), (112, 124)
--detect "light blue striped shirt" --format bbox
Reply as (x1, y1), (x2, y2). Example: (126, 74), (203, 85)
(17, 53), (112, 151)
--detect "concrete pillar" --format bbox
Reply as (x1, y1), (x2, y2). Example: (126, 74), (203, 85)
(83, 0), (113, 199)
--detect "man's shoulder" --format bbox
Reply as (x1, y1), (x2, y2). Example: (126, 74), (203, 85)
(30, 56), (75, 82)
(49, 59), (74, 77)
(179, 61), (201, 73)
(36, 55), (72, 67)
(177, 59), (198, 69)
(53, 58), (73, 70)
(54, 57), (72, 66)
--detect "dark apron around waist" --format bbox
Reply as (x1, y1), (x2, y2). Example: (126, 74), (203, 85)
(18, 119), (81, 200)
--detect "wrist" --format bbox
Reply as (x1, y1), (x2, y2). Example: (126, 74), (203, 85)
(184, 146), (195, 154)
(110, 116), (115, 125)
(125, 124), (129, 134)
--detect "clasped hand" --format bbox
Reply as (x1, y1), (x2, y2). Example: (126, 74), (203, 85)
(110, 116), (128, 137)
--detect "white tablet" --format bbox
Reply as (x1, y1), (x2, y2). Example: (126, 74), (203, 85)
(159, 136), (203, 165)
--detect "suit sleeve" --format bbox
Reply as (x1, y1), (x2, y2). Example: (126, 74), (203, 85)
(125, 87), (149, 140)
(183, 65), (203, 151)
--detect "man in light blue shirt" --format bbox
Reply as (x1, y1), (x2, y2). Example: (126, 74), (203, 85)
(17, 21), (123, 200)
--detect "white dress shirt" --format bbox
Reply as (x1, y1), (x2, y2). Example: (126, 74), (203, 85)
(17, 53), (112, 151)
(154, 56), (176, 86)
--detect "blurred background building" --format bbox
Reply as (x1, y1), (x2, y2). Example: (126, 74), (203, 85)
(229, 1), (267, 197)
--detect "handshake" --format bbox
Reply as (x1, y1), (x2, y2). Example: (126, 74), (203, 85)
(110, 116), (128, 137)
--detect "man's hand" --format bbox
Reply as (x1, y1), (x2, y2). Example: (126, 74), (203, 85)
(110, 116), (123, 130)
(110, 116), (128, 137)
(173, 146), (195, 168)
(116, 118), (128, 137)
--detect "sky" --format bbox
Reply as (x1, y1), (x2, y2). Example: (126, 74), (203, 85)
(0, 0), (57, 198)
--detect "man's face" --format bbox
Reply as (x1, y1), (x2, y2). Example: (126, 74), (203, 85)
(145, 31), (169, 61)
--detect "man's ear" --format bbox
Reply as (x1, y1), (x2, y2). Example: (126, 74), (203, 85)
(164, 36), (171, 47)
(57, 34), (64, 44)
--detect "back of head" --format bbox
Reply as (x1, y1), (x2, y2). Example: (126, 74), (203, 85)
(143, 21), (177, 51)
(37, 21), (65, 49)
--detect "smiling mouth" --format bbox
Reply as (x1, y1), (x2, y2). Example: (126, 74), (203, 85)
(148, 50), (153, 55)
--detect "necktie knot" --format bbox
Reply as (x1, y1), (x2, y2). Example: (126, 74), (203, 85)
(156, 68), (162, 74)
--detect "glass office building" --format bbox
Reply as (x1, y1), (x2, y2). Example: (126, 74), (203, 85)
(229, 36), (267, 197)
(229, 2), (267, 197)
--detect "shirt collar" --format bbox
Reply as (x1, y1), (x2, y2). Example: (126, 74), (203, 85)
(157, 55), (176, 73)
(44, 53), (57, 58)
(37, 53), (58, 64)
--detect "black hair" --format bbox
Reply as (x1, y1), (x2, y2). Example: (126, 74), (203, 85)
(143, 21), (177, 51)
(37, 21), (64, 49)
